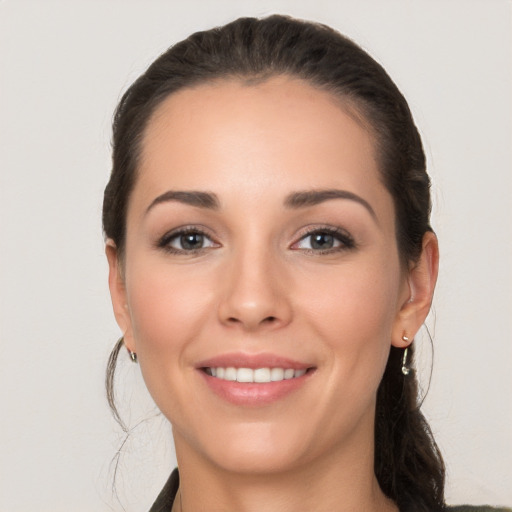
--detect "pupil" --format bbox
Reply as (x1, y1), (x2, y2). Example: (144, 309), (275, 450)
(181, 233), (203, 250)
(311, 233), (333, 250)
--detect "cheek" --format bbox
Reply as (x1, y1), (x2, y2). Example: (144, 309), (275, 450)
(305, 257), (399, 325)
(299, 258), (401, 380)
(125, 259), (215, 364)
(123, 259), (221, 419)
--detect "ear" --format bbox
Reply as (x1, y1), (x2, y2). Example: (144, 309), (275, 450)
(392, 231), (439, 347)
(105, 239), (136, 353)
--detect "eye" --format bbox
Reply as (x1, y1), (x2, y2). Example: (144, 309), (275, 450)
(293, 228), (355, 253)
(158, 228), (218, 253)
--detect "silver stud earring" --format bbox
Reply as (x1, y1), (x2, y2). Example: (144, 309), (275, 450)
(401, 347), (410, 376)
(402, 334), (409, 343)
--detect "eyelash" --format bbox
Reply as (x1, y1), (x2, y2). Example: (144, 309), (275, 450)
(156, 226), (356, 255)
(291, 226), (356, 254)
(157, 226), (218, 255)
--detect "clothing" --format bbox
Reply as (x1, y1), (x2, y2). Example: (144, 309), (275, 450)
(449, 509), (512, 512)
(148, 469), (511, 512)
(149, 469), (179, 512)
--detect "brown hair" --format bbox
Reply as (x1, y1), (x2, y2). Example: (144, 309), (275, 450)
(103, 15), (445, 511)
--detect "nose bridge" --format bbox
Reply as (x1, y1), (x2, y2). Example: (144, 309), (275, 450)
(218, 233), (291, 330)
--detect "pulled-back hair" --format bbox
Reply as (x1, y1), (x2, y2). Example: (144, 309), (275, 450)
(103, 15), (445, 511)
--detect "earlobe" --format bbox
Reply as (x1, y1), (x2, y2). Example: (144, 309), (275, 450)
(105, 240), (136, 352)
(392, 231), (439, 347)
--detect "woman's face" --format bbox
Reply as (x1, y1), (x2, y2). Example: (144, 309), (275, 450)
(108, 76), (425, 474)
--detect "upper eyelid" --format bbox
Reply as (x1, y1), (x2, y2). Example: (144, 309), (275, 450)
(160, 224), (215, 238)
(293, 225), (353, 240)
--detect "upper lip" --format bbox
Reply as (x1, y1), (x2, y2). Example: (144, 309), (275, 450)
(196, 352), (314, 370)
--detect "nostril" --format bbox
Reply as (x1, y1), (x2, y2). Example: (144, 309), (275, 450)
(228, 316), (276, 322)
(227, 315), (277, 325)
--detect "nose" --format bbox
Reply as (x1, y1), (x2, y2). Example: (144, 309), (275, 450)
(218, 247), (293, 332)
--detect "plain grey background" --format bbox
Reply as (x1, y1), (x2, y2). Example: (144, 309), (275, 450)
(1, 1), (511, 511)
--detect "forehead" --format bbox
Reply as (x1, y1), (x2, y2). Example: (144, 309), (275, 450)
(134, 76), (390, 218)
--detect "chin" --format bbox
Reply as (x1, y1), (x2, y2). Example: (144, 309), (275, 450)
(175, 418), (316, 476)
(210, 441), (310, 476)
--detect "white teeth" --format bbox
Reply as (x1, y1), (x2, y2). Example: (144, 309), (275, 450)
(225, 367), (237, 381)
(270, 368), (284, 381)
(207, 366), (307, 383)
(236, 368), (254, 382)
(254, 368), (271, 382)
(284, 368), (295, 380)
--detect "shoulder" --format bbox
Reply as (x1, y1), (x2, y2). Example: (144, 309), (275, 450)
(446, 507), (512, 512)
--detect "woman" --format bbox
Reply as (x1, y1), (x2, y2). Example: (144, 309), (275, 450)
(103, 15), (509, 512)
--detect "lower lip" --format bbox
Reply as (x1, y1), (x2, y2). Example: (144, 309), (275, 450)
(198, 370), (313, 406)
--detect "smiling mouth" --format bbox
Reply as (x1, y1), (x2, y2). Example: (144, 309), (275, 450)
(202, 367), (311, 383)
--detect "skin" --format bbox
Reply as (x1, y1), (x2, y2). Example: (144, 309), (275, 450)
(107, 76), (438, 512)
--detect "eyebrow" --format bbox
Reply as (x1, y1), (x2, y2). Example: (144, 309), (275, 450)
(145, 188), (376, 221)
(284, 189), (377, 221)
(145, 190), (220, 214)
